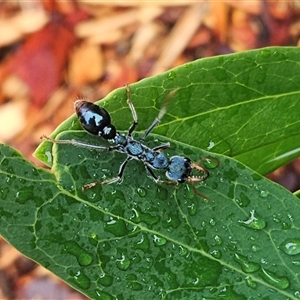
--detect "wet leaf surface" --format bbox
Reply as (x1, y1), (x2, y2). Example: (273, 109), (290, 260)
(1, 46), (300, 299)
(1, 131), (300, 299)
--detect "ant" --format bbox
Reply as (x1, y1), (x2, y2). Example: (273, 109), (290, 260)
(42, 85), (209, 193)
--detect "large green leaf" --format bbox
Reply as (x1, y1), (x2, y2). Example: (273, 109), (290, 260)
(1, 46), (300, 299)
(1, 132), (300, 299)
(35, 46), (300, 175)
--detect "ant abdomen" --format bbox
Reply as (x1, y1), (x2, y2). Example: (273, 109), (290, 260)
(75, 100), (116, 139)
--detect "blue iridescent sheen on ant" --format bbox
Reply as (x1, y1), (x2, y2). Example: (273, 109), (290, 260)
(43, 85), (209, 191)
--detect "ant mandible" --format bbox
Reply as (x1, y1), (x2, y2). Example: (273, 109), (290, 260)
(42, 85), (209, 192)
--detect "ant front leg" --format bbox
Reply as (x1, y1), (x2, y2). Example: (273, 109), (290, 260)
(125, 84), (138, 137)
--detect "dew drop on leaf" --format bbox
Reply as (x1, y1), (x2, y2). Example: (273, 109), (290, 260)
(94, 289), (114, 300)
(97, 273), (113, 287)
(153, 234), (166, 246)
(281, 222), (291, 230)
(238, 210), (266, 230)
(235, 193), (250, 207)
(245, 276), (257, 289)
(209, 218), (216, 226)
(167, 70), (177, 79)
(234, 253), (260, 273)
(260, 268), (290, 290)
(214, 235), (223, 245)
(210, 249), (222, 259)
(260, 49), (271, 58)
(136, 187), (147, 197)
(187, 202), (197, 216)
(116, 253), (131, 271)
(64, 241), (93, 266)
(280, 238), (300, 255)
(259, 190), (268, 198)
(70, 269), (91, 290)
(0, 187), (9, 200)
(15, 186), (34, 204)
(135, 233), (150, 251)
(178, 246), (188, 256)
(202, 156), (219, 169)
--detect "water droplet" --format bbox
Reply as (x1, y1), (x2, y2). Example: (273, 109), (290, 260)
(64, 241), (93, 266)
(245, 276), (257, 289)
(260, 268), (289, 290)
(153, 235), (167, 246)
(187, 202), (197, 216)
(97, 273), (113, 287)
(105, 217), (129, 236)
(210, 249), (222, 259)
(16, 186), (34, 204)
(94, 289), (114, 300)
(136, 187), (147, 197)
(292, 260), (300, 266)
(0, 187), (9, 200)
(234, 253), (260, 273)
(135, 233), (150, 251)
(260, 49), (271, 58)
(294, 291), (300, 299)
(178, 246), (188, 256)
(70, 270), (91, 289)
(280, 238), (300, 255)
(202, 157), (219, 169)
(281, 222), (291, 230)
(209, 218), (216, 226)
(214, 235), (223, 245)
(254, 65), (266, 84)
(168, 71), (177, 79)
(235, 193), (250, 207)
(260, 190), (268, 198)
(238, 210), (266, 230)
(116, 253), (130, 270)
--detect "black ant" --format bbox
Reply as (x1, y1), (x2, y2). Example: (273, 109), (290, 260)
(42, 85), (209, 194)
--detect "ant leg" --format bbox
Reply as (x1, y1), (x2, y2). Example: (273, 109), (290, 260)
(144, 164), (162, 183)
(41, 135), (113, 151)
(152, 142), (170, 152)
(125, 84), (138, 136)
(140, 88), (178, 141)
(144, 164), (177, 187)
(82, 156), (132, 191)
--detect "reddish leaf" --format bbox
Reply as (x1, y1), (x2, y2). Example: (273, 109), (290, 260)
(5, 19), (77, 107)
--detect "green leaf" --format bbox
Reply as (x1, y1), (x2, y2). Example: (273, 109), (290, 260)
(35, 46), (300, 175)
(1, 134), (300, 299)
(2, 46), (300, 299)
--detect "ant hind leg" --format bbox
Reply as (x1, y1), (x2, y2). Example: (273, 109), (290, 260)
(82, 156), (132, 191)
